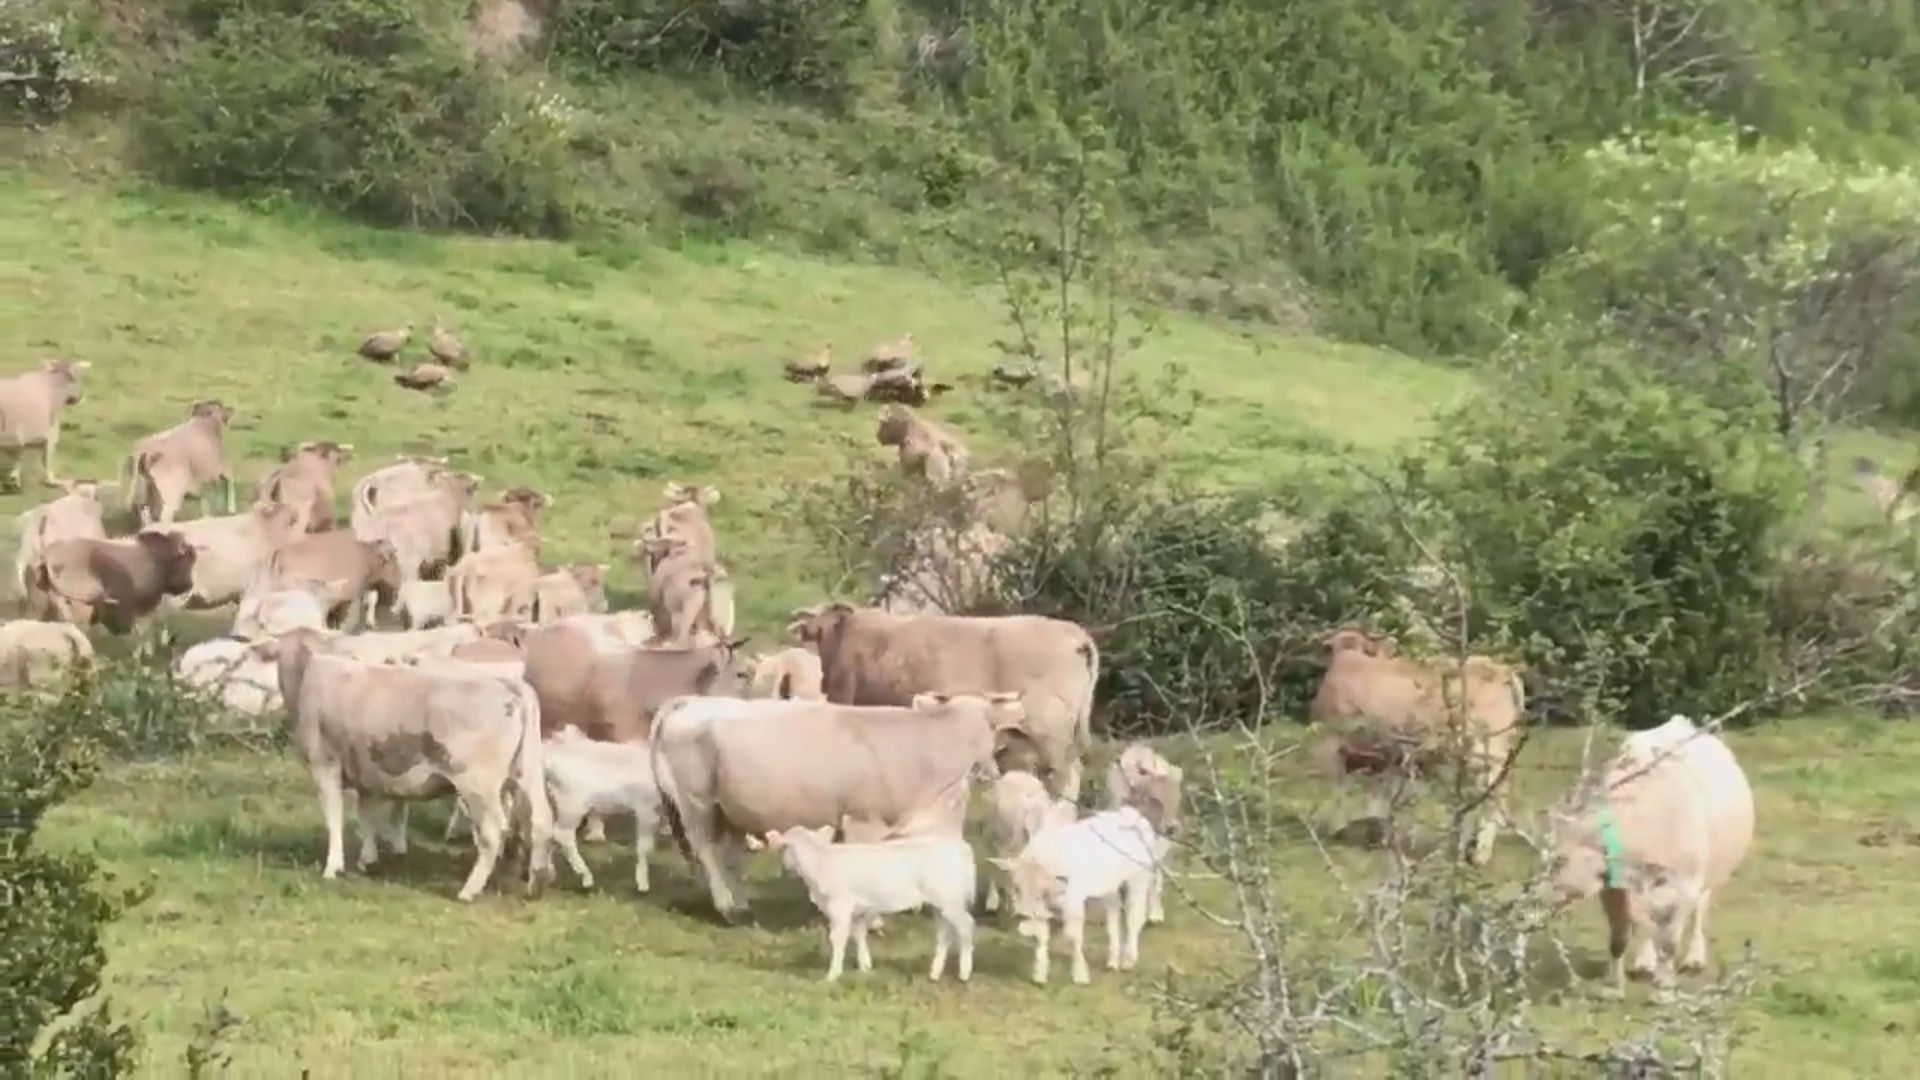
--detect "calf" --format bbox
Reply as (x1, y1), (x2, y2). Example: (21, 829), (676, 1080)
(397, 578), (454, 629)
(749, 824), (977, 983)
(1104, 743), (1185, 924)
(746, 647), (825, 700)
(231, 578), (337, 641)
(989, 805), (1166, 986)
(176, 638), (283, 716)
(541, 726), (662, 894)
(257, 441), (354, 533)
(124, 399), (237, 525)
(0, 619), (93, 688)
(983, 770), (1077, 915)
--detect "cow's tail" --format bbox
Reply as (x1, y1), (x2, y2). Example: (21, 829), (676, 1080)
(50, 621), (95, 663)
(11, 510), (37, 600)
(704, 563), (736, 639)
(350, 475), (379, 527)
(1072, 633), (1100, 751)
(506, 678), (555, 891)
(649, 696), (699, 866)
(118, 452), (148, 515)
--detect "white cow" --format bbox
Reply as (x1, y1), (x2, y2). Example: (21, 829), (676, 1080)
(989, 805), (1167, 986)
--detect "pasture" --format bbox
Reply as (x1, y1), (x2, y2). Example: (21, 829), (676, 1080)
(10, 167), (1920, 1075)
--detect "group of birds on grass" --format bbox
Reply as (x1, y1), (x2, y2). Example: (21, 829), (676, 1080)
(357, 318), (471, 391)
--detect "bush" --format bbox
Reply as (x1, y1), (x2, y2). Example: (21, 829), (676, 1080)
(1, 666), (151, 1075)
(1, 0), (116, 122)
(1399, 346), (1806, 728)
(136, 0), (588, 236)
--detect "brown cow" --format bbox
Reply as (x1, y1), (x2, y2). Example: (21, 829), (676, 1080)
(636, 534), (733, 646)
(522, 621), (748, 742)
(1306, 627), (1525, 865)
(34, 531), (199, 633)
(787, 603), (1099, 800)
(259, 441), (355, 533)
(123, 399), (237, 526)
(260, 530), (404, 629)
(0, 359), (89, 489)
(875, 404), (969, 487)
(14, 479), (107, 604)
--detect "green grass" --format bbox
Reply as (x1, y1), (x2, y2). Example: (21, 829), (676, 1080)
(34, 719), (1920, 1075)
(0, 168), (1462, 635)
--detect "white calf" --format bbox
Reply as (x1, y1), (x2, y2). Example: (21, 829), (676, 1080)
(989, 805), (1165, 986)
(542, 726), (661, 893)
(175, 638), (282, 716)
(397, 579), (454, 630)
(750, 824), (977, 983)
(983, 770), (1077, 914)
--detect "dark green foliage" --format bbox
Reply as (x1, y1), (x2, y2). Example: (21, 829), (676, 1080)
(1402, 351), (1805, 728)
(135, 0), (586, 235)
(1, 667), (152, 1076)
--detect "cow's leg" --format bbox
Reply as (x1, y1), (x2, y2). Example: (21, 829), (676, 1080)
(631, 804), (657, 894)
(552, 800), (594, 889)
(445, 799), (472, 842)
(382, 801), (409, 856)
(224, 473), (238, 515)
(1679, 888), (1714, 973)
(454, 790), (507, 902)
(1054, 757), (1084, 803)
(1647, 891), (1694, 1002)
(313, 767), (349, 880)
(851, 913), (876, 973)
(39, 426), (62, 487)
(3, 449), (21, 491)
(1601, 888), (1633, 998)
(824, 909), (853, 982)
(1122, 877), (1150, 969)
(951, 907), (975, 983)
(1025, 918), (1053, 985)
(982, 876), (1001, 913)
(1147, 858), (1167, 925)
(683, 814), (747, 920)
(582, 810), (607, 843)
(1064, 903), (1092, 986)
(928, 912), (951, 982)
(1102, 893), (1123, 971)
(355, 793), (390, 870)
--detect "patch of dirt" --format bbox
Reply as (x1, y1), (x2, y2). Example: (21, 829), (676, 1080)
(468, 0), (549, 63)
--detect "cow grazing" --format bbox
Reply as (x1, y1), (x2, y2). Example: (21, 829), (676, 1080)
(0, 359), (88, 489)
(745, 647), (825, 700)
(259, 441), (355, 534)
(748, 825), (978, 983)
(148, 501), (304, 609)
(1306, 627), (1525, 865)
(1104, 743), (1185, 925)
(34, 531), (198, 633)
(0, 619), (94, 688)
(1544, 715), (1756, 996)
(650, 690), (1028, 921)
(123, 399), (238, 526)
(541, 725), (662, 893)
(259, 532), (404, 629)
(983, 770), (1077, 915)
(989, 805), (1166, 986)
(269, 629), (555, 900)
(787, 603), (1099, 800)
(14, 479), (106, 604)
(636, 534), (733, 646)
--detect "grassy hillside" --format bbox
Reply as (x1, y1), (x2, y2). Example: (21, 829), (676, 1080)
(35, 720), (1920, 1074)
(0, 168), (1468, 634)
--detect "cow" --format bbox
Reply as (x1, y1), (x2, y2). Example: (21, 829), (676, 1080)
(1104, 743), (1185, 925)
(268, 628), (555, 901)
(463, 487), (550, 555)
(122, 399), (238, 526)
(786, 603), (1099, 800)
(0, 619), (94, 688)
(230, 578), (336, 641)
(513, 563), (608, 624)
(449, 539), (542, 622)
(1543, 715), (1756, 998)
(1306, 627), (1525, 865)
(745, 647), (825, 700)
(258, 441), (355, 534)
(33, 531), (198, 633)
(176, 637), (284, 717)
(349, 455), (452, 533)
(522, 622), (748, 743)
(257, 531), (404, 629)
(146, 501), (304, 610)
(0, 358), (88, 490)
(354, 470), (482, 585)
(645, 482), (721, 564)
(636, 535), (733, 646)
(14, 479), (106, 606)
(875, 404), (970, 487)
(650, 690), (1028, 921)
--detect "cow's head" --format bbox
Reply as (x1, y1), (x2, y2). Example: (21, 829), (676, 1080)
(134, 530), (200, 597)
(249, 500), (304, 544)
(1325, 626), (1394, 659)
(191, 399), (235, 428)
(786, 601), (855, 647)
(662, 481), (721, 508)
(875, 404), (915, 448)
(500, 486), (552, 514)
(61, 478), (101, 501)
(1114, 746), (1186, 838)
(43, 359), (89, 404)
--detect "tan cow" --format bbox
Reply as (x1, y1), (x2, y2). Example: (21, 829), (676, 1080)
(787, 603), (1099, 800)
(647, 482), (721, 564)
(651, 690), (1027, 921)
(268, 629), (555, 901)
(259, 531), (404, 629)
(0, 619), (94, 687)
(1544, 716), (1755, 997)
(258, 441), (355, 534)
(875, 404), (970, 487)
(875, 522), (1010, 616)
(523, 621), (749, 742)
(513, 563), (608, 624)
(1104, 742), (1185, 924)
(122, 400), (237, 526)
(353, 469), (481, 584)
(349, 455), (452, 532)
(14, 479), (106, 604)
(746, 647), (825, 700)
(147, 501), (304, 609)
(464, 487), (550, 555)
(34, 531), (199, 633)
(231, 578), (338, 641)
(449, 539), (542, 622)
(636, 535), (733, 646)
(1306, 627), (1525, 865)
(0, 359), (88, 489)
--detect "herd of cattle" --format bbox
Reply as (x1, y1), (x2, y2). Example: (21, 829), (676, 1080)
(0, 354), (1756, 993)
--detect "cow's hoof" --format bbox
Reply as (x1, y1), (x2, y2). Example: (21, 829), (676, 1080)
(1678, 956), (1707, 974)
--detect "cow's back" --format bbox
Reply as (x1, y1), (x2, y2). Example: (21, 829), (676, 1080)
(827, 610), (1087, 703)
(523, 624), (603, 736)
(0, 374), (53, 437)
(1669, 733), (1755, 889)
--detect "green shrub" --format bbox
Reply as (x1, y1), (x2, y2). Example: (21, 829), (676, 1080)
(1, 667), (151, 1076)
(2, 0), (117, 122)
(136, 0), (588, 236)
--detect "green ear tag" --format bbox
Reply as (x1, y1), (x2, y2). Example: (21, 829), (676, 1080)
(1596, 806), (1625, 889)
